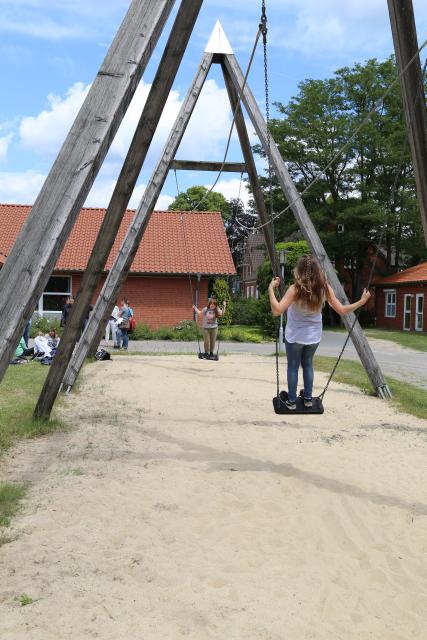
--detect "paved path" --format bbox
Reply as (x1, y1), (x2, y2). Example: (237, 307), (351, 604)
(101, 331), (427, 390)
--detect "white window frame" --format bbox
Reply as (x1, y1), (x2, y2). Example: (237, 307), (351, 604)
(415, 294), (424, 332)
(38, 275), (72, 317)
(403, 294), (412, 331)
(384, 289), (396, 318)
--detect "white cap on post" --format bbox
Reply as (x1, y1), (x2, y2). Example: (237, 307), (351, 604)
(205, 20), (234, 54)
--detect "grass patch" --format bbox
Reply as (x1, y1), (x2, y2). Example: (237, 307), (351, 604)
(0, 483), (26, 527)
(364, 328), (427, 352)
(315, 356), (427, 420)
(130, 322), (270, 343)
(0, 363), (62, 453)
(218, 325), (270, 343)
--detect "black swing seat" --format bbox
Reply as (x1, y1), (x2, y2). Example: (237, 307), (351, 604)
(198, 352), (219, 361)
(273, 390), (324, 415)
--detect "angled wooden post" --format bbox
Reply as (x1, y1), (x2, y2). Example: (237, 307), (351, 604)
(223, 53), (391, 397)
(61, 52), (214, 393)
(0, 0), (175, 383)
(221, 61), (283, 294)
(33, 0), (204, 420)
(387, 0), (427, 246)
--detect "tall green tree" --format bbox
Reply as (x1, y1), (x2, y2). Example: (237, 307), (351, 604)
(254, 56), (426, 284)
(168, 185), (231, 220)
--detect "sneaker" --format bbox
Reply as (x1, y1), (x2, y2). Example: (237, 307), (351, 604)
(303, 397), (313, 408)
(285, 398), (296, 411)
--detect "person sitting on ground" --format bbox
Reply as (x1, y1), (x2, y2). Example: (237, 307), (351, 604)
(268, 254), (371, 410)
(193, 297), (226, 359)
(12, 336), (34, 363)
(47, 327), (60, 355)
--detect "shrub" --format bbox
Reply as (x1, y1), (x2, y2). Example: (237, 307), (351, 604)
(130, 323), (155, 340)
(173, 320), (200, 341)
(231, 296), (262, 325)
(154, 326), (175, 340)
(29, 316), (61, 338)
(211, 278), (233, 325)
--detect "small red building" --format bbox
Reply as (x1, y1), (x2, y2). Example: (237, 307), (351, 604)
(373, 262), (427, 332)
(0, 204), (235, 329)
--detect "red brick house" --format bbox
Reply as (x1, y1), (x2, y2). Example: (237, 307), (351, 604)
(0, 204), (235, 329)
(373, 262), (427, 332)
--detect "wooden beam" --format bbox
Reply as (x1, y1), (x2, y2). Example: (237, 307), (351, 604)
(33, 0), (204, 420)
(223, 53), (391, 397)
(221, 62), (284, 295)
(61, 53), (214, 391)
(0, 0), (175, 384)
(387, 0), (427, 246)
(170, 160), (247, 173)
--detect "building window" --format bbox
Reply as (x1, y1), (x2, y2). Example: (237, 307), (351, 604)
(38, 275), (72, 317)
(384, 290), (396, 318)
(415, 294), (424, 332)
(403, 294), (412, 330)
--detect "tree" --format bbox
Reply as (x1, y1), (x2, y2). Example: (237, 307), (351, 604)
(224, 196), (257, 269)
(168, 185), (231, 220)
(253, 56), (427, 276)
(211, 278), (232, 325)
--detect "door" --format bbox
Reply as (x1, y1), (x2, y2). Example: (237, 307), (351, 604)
(415, 294), (424, 331)
(403, 294), (412, 330)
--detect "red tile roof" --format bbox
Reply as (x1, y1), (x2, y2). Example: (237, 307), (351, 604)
(0, 204), (236, 276)
(373, 261), (427, 285)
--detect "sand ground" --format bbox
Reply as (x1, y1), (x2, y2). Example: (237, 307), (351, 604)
(0, 354), (426, 639)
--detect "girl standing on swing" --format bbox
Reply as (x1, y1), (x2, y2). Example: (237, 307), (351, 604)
(193, 298), (226, 360)
(269, 255), (371, 410)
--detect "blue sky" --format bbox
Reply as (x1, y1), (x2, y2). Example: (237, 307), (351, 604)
(0, 0), (426, 210)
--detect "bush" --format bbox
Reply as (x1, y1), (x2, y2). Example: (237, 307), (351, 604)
(29, 316), (61, 338)
(130, 323), (155, 340)
(173, 320), (200, 341)
(231, 296), (262, 325)
(218, 326), (263, 343)
(211, 278), (233, 325)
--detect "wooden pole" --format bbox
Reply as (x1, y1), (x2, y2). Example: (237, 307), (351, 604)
(170, 160), (247, 173)
(387, 0), (427, 246)
(223, 53), (391, 397)
(221, 62), (283, 294)
(0, 0), (175, 384)
(34, 0), (204, 420)
(61, 53), (214, 392)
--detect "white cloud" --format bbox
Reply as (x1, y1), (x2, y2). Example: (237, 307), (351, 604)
(0, 133), (14, 162)
(0, 170), (46, 203)
(204, 177), (251, 209)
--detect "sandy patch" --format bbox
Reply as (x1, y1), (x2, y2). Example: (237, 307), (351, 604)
(0, 354), (426, 639)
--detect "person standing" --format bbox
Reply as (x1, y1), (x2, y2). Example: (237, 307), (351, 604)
(193, 298), (226, 360)
(117, 298), (131, 350)
(61, 296), (74, 327)
(105, 302), (119, 345)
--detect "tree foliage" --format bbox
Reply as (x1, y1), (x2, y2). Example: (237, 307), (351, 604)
(168, 185), (231, 220)
(253, 56), (427, 278)
(211, 278), (233, 326)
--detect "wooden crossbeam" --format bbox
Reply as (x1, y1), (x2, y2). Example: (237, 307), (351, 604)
(387, 0), (427, 246)
(61, 53), (214, 391)
(34, 0), (204, 420)
(0, 0), (175, 383)
(170, 160), (247, 173)
(222, 52), (390, 397)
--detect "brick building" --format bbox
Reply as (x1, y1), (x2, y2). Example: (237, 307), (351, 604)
(0, 204), (235, 329)
(240, 232), (267, 298)
(373, 262), (427, 332)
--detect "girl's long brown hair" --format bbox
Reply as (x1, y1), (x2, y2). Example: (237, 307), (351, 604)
(207, 298), (220, 318)
(293, 255), (328, 312)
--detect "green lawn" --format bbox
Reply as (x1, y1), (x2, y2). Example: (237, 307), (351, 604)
(315, 356), (427, 420)
(364, 328), (427, 352)
(0, 363), (62, 453)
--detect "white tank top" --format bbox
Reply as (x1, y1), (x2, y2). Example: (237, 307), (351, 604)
(285, 302), (322, 345)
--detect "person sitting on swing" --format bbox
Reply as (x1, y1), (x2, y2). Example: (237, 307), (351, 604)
(269, 254), (371, 410)
(193, 297), (226, 360)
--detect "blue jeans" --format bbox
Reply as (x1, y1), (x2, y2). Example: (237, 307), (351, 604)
(285, 340), (319, 402)
(120, 328), (129, 349)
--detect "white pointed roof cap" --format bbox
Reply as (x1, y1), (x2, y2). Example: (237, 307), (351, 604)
(205, 20), (234, 54)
